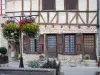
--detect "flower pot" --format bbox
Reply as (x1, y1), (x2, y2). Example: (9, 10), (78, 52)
(11, 51), (16, 58)
(0, 56), (8, 64)
(83, 60), (90, 66)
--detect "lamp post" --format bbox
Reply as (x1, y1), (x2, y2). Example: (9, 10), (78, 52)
(3, 15), (39, 68)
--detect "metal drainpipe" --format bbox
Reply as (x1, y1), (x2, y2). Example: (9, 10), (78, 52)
(97, 0), (100, 60)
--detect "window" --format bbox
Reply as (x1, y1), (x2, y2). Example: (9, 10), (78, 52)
(64, 35), (76, 53)
(30, 38), (39, 53)
(64, 0), (78, 10)
(84, 35), (95, 48)
(42, 0), (55, 10)
(48, 35), (56, 48)
(0, 0), (5, 15)
(23, 35), (39, 53)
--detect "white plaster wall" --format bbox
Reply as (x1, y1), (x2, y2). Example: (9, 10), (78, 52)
(6, 0), (22, 12)
(0, 15), (8, 49)
(78, 0), (87, 11)
(0, 29), (8, 49)
(56, 0), (64, 10)
(6, 1), (14, 12)
(5, 0), (97, 24)
(89, 0), (97, 11)
(24, 0), (30, 11)
(40, 0), (97, 11)
(32, 0), (39, 10)
(6, 0), (97, 12)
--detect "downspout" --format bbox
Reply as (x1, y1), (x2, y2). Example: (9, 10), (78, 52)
(97, 0), (100, 61)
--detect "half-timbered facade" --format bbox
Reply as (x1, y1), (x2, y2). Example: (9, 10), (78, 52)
(2, 0), (98, 62)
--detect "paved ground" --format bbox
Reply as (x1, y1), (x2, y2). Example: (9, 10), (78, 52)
(61, 67), (100, 75)
(0, 61), (100, 75)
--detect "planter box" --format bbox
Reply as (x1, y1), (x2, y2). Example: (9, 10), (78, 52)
(11, 51), (16, 58)
(83, 60), (90, 66)
(0, 56), (8, 64)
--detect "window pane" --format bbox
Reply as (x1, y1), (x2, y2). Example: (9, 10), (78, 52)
(0, 10), (1, 15)
(30, 38), (35, 52)
(2, 0), (5, 4)
(0, 0), (1, 5)
(2, 10), (5, 14)
(2, 5), (5, 9)
(48, 35), (56, 48)
(65, 35), (70, 52)
(65, 35), (76, 53)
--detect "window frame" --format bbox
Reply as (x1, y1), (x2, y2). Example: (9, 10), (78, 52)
(47, 35), (57, 49)
(0, 0), (5, 15)
(29, 38), (39, 54)
(64, 0), (78, 10)
(23, 35), (39, 54)
(42, 0), (56, 10)
(64, 34), (76, 54)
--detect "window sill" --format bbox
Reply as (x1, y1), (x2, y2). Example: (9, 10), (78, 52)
(62, 52), (78, 55)
(23, 52), (43, 54)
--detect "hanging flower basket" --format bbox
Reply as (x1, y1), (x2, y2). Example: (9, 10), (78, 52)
(3, 20), (20, 42)
(22, 23), (39, 38)
(19, 17), (39, 38)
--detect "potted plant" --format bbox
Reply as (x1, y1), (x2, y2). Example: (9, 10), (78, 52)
(0, 47), (8, 64)
(19, 18), (39, 38)
(41, 59), (61, 75)
(83, 55), (90, 66)
(39, 55), (44, 61)
(98, 60), (100, 67)
(27, 60), (41, 68)
(3, 20), (20, 42)
(22, 23), (39, 38)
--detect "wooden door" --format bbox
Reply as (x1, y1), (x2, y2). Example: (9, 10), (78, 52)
(83, 34), (96, 59)
(47, 35), (57, 58)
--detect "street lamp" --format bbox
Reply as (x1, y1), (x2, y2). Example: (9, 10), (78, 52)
(3, 15), (39, 68)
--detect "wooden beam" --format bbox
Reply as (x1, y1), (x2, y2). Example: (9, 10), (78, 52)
(22, 0), (24, 15)
(76, 12), (79, 28)
(38, 0), (40, 24)
(56, 12), (59, 24)
(86, 0), (89, 26)
(6, 11), (97, 13)
(38, 0), (40, 11)
(30, 0), (32, 15)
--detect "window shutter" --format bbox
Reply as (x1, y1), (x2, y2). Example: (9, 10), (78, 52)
(64, 0), (78, 10)
(39, 35), (44, 53)
(42, 0), (55, 10)
(23, 35), (30, 53)
(57, 34), (63, 54)
(76, 34), (83, 54)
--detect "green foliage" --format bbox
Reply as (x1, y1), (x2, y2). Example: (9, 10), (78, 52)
(39, 55), (44, 61)
(41, 59), (61, 75)
(98, 60), (100, 67)
(27, 60), (41, 68)
(3, 21), (20, 42)
(22, 23), (39, 38)
(84, 55), (90, 60)
(0, 47), (7, 55)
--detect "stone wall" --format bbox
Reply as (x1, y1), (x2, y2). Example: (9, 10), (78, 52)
(22, 53), (82, 65)
(0, 68), (56, 75)
(40, 25), (97, 34)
